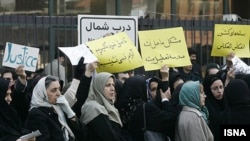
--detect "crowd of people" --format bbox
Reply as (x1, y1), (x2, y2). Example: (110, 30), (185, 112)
(1, 48), (250, 141)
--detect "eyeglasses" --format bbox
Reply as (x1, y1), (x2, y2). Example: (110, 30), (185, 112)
(211, 85), (224, 91)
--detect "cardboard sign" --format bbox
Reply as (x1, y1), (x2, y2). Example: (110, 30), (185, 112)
(139, 27), (191, 71)
(87, 32), (143, 73)
(212, 24), (250, 57)
(58, 44), (98, 65)
(2, 42), (39, 72)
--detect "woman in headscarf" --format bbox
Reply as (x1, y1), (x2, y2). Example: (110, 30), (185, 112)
(203, 74), (226, 141)
(80, 72), (128, 141)
(204, 63), (220, 78)
(175, 81), (213, 141)
(25, 75), (84, 141)
(116, 74), (178, 141)
(0, 77), (32, 140)
(221, 79), (250, 124)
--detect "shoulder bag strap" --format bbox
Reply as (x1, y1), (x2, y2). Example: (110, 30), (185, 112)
(143, 103), (146, 131)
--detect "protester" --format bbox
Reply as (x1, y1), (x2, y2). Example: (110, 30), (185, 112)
(146, 65), (170, 102)
(25, 76), (85, 141)
(7, 65), (35, 122)
(177, 64), (202, 82)
(175, 81), (213, 141)
(1, 67), (18, 83)
(146, 76), (160, 101)
(204, 63), (220, 78)
(44, 50), (66, 86)
(80, 72), (129, 141)
(203, 74), (226, 141)
(168, 71), (184, 93)
(0, 77), (34, 141)
(221, 79), (250, 125)
(116, 74), (178, 141)
(188, 47), (202, 78)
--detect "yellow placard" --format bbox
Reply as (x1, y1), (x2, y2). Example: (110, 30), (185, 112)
(212, 24), (250, 57)
(86, 32), (143, 73)
(138, 27), (191, 71)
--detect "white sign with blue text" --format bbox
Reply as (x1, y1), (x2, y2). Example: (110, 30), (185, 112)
(2, 42), (39, 72)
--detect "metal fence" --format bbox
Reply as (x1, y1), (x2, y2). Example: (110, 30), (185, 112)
(0, 14), (249, 80)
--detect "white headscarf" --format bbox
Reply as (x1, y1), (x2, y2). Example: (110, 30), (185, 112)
(80, 72), (123, 127)
(30, 76), (75, 141)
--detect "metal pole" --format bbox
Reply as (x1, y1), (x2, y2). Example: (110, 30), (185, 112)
(48, 0), (54, 16)
(223, 0), (229, 14)
(116, 0), (121, 15)
(171, 0), (177, 20)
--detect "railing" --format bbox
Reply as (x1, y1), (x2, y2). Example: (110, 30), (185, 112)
(0, 14), (249, 80)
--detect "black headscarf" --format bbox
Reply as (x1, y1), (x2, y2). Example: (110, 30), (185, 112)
(170, 82), (184, 110)
(205, 63), (220, 77)
(116, 74), (147, 108)
(203, 74), (226, 111)
(0, 78), (24, 139)
(222, 79), (250, 125)
(115, 74), (147, 127)
(236, 73), (250, 92)
(225, 79), (250, 107)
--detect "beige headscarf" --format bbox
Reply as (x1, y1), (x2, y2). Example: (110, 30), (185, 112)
(80, 72), (123, 127)
(30, 76), (75, 141)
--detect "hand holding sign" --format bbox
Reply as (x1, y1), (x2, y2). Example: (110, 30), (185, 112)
(15, 65), (26, 79)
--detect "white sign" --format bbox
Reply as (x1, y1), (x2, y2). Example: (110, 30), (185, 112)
(58, 44), (98, 65)
(78, 15), (138, 47)
(2, 42), (39, 72)
(20, 130), (41, 140)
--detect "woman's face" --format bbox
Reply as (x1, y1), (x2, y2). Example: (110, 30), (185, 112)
(200, 84), (206, 106)
(149, 81), (158, 100)
(208, 68), (219, 75)
(5, 88), (12, 105)
(46, 81), (61, 104)
(210, 80), (224, 100)
(103, 77), (116, 103)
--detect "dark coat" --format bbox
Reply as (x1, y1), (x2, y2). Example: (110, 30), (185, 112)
(72, 75), (92, 118)
(86, 114), (129, 141)
(11, 78), (32, 121)
(25, 107), (86, 141)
